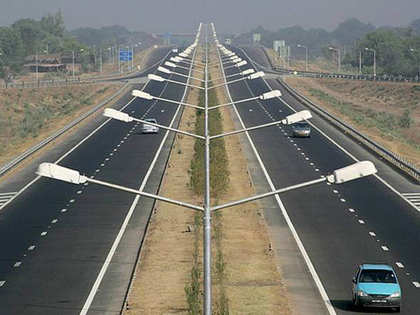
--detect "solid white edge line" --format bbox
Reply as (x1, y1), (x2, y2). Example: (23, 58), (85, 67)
(79, 45), (198, 315)
(240, 48), (420, 213)
(217, 46), (337, 315)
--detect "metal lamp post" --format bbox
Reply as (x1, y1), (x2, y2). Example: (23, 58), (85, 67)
(297, 44), (308, 71)
(365, 47), (376, 77)
(329, 46), (341, 73)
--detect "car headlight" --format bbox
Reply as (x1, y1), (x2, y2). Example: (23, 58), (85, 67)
(357, 290), (368, 297)
(389, 292), (401, 298)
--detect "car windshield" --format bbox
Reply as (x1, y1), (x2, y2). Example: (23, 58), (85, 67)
(359, 269), (397, 283)
(293, 122), (309, 129)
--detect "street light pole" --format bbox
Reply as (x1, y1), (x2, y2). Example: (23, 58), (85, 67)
(365, 47), (376, 77)
(72, 50), (75, 80)
(359, 50), (362, 75)
(329, 46), (341, 73)
(297, 44), (308, 71)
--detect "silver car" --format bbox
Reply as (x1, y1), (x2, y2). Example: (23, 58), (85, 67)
(142, 118), (159, 134)
(291, 122), (311, 137)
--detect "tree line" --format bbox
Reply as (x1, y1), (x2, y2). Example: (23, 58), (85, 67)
(234, 18), (420, 76)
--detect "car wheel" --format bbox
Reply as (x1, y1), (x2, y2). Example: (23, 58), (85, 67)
(394, 306), (400, 313)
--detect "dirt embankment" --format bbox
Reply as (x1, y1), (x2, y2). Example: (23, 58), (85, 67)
(283, 76), (420, 167)
(0, 83), (123, 168)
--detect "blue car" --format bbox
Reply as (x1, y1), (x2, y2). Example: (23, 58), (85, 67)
(352, 264), (401, 312)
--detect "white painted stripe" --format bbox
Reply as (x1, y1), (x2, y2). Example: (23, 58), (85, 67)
(0, 281), (5, 287)
(61, 208), (67, 213)
(41, 231), (47, 236)
(402, 193), (420, 196)
(358, 220), (365, 224)
(51, 219), (58, 224)
(349, 208), (355, 213)
(221, 50), (336, 315)
(0, 192), (17, 196)
(13, 262), (22, 267)
(340, 198), (346, 202)
(28, 245), (35, 251)
(0, 91), (140, 212)
(395, 262), (404, 268)
(80, 47), (198, 315)
(255, 71), (420, 213)
(381, 246), (389, 251)
(413, 281), (420, 288)
(369, 232), (376, 237)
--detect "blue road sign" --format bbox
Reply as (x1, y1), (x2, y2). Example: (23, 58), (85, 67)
(119, 50), (133, 61)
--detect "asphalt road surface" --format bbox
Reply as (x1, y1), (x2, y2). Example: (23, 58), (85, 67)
(222, 46), (419, 314)
(0, 47), (194, 314)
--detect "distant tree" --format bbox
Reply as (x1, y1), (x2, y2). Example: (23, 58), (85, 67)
(40, 10), (65, 38)
(332, 18), (375, 46)
(410, 18), (420, 35)
(12, 19), (43, 55)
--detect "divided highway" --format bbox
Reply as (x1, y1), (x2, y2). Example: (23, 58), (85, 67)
(222, 46), (420, 314)
(0, 47), (193, 314)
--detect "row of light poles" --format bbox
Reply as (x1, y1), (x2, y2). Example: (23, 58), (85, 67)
(36, 23), (378, 315)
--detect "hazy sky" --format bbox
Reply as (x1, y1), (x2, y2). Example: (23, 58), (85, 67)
(2, 0), (420, 34)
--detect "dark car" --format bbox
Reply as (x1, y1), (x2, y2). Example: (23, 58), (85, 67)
(291, 122), (311, 137)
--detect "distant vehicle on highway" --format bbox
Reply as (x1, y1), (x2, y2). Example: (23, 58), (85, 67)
(352, 264), (401, 312)
(142, 118), (159, 134)
(291, 122), (311, 137)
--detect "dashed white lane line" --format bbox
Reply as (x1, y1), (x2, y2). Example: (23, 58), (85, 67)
(28, 245), (35, 251)
(413, 281), (420, 288)
(340, 198), (346, 202)
(0, 281), (5, 287)
(117, 144), (121, 147)
(51, 219), (58, 224)
(310, 162), (314, 166)
(61, 208), (67, 213)
(333, 190), (338, 194)
(69, 199), (75, 203)
(13, 262), (22, 268)
(105, 158), (110, 161)
(369, 231), (376, 237)
(381, 246), (389, 251)
(95, 169), (100, 173)
(305, 157), (309, 160)
(349, 208), (355, 213)
(41, 231), (47, 236)
(358, 219), (365, 224)
(100, 163), (105, 167)
(113, 149), (117, 152)
(77, 190), (83, 194)
(396, 262), (404, 268)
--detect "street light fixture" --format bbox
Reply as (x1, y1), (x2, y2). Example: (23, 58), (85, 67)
(148, 73), (204, 89)
(165, 60), (205, 74)
(364, 47), (376, 77)
(158, 66), (205, 82)
(297, 44), (308, 71)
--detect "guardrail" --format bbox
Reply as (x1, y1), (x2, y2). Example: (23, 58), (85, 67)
(280, 79), (420, 183)
(0, 49), (174, 178)
(0, 83), (129, 177)
(239, 47), (420, 184)
(0, 48), (173, 89)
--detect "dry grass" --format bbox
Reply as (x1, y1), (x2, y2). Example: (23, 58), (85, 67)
(284, 76), (420, 167)
(0, 83), (122, 168)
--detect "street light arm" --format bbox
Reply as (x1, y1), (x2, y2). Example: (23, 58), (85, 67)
(36, 163), (203, 212)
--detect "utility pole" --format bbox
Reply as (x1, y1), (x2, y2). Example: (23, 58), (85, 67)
(359, 50), (362, 75)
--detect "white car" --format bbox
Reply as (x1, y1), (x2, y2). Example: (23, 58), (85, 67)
(142, 118), (159, 134)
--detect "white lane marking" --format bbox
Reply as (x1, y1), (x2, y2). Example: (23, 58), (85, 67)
(0, 192), (18, 206)
(221, 50), (337, 315)
(369, 232), (376, 237)
(51, 219), (58, 224)
(310, 162), (314, 166)
(95, 169), (100, 173)
(358, 219), (365, 224)
(69, 199), (75, 203)
(113, 149), (117, 152)
(41, 231), (47, 236)
(0, 91), (141, 212)
(80, 48), (197, 315)
(401, 193), (420, 209)
(413, 281), (420, 288)
(77, 190), (83, 194)
(28, 245), (35, 251)
(381, 246), (389, 251)
(340, 198), (346, 202)
(395, 262), (404, 268)
(61, 208), (67, 213)
(117, 144), (121, 147)
(0, 281), (5, 287)
(105, 158), (110, 161)
(13, 262), (22, 267)
(349, 208), (355, 213)
(120, 141), (125, 144)
(333, 190), (339, 194)
(100, 163), (105, 167)
(305, 157), (310, 160)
